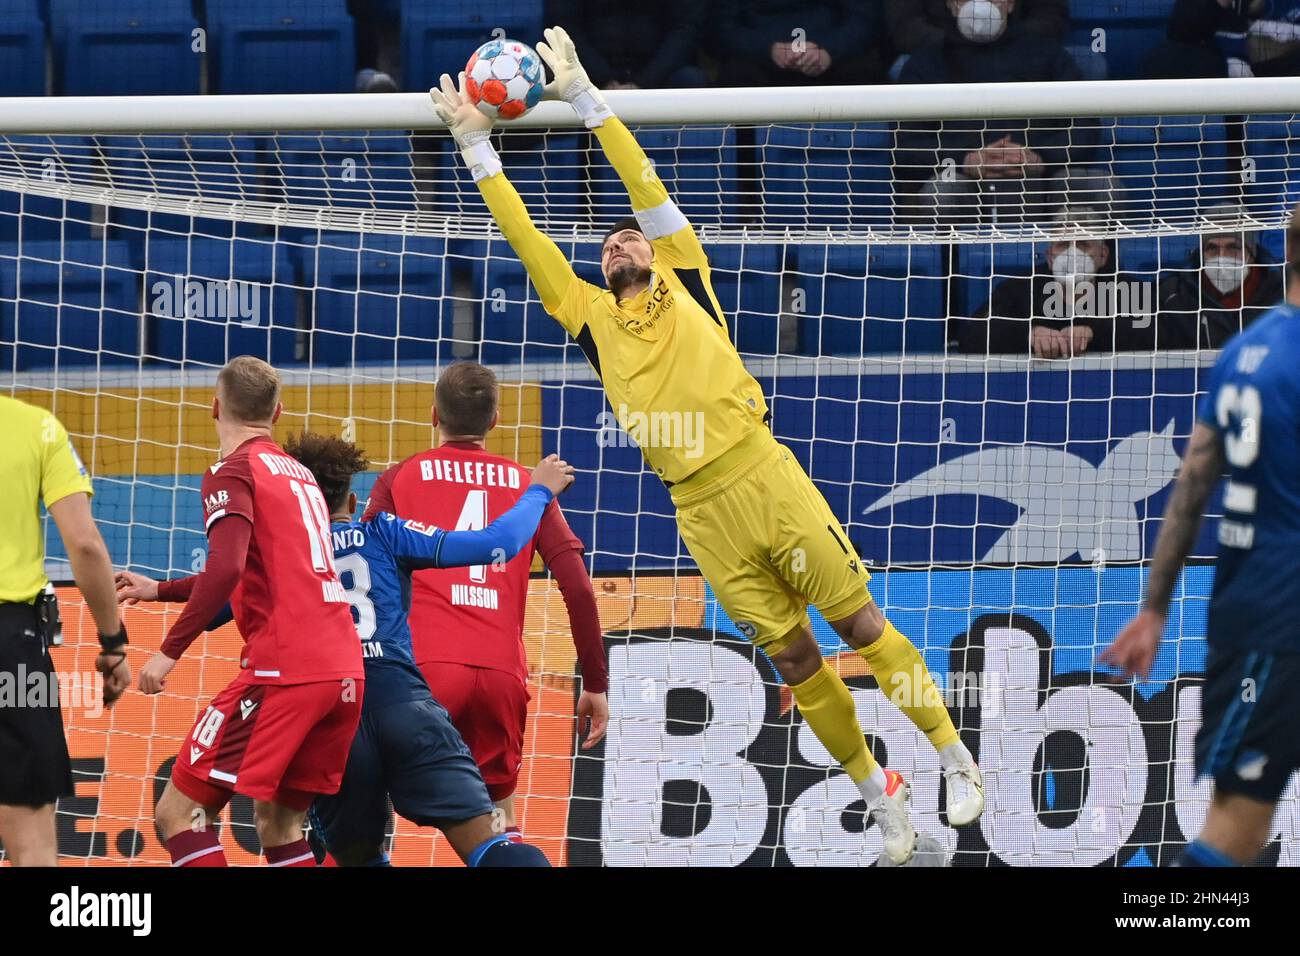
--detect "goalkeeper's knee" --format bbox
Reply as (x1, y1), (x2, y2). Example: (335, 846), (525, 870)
(470, 834), (551, 867)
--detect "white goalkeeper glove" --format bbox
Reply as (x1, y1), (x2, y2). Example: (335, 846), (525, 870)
(429, 72), (501, 181)
(537, 25), (613, 128)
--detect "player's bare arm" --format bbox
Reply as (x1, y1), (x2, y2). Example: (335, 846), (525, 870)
(1102, 422), (1225, 678)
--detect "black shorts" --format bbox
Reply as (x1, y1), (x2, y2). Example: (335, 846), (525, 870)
(0, 604), (73, 807)
(308, 694), (494, 860)
(1194, 646), (1300, 803)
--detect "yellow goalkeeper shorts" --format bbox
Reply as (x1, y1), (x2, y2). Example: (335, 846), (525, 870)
(671, 430), (873, 651)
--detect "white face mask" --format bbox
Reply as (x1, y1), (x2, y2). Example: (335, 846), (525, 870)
(1051, 247), (1098, 281)
(1204, 254), (1246, 294)
(956, 0), (1008, 43)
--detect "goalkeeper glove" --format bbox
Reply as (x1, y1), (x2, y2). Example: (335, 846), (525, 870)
(429, 72), (501, 182)
(537, 26), (613, 129)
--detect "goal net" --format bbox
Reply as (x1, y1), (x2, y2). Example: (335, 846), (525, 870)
(5, 78), (1300, 866)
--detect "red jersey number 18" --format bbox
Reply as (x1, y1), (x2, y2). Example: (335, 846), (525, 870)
(290, 479), (337, 576)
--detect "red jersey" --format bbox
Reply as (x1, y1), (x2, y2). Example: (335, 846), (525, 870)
(363, 441), (585, 682)
(197, 435), (362, 685)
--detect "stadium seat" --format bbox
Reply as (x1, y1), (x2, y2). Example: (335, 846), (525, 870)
(295, 232), (451, 366)
(589, 126), (740, 228)
(956, 241), (1039, 318)
(1066, 0), (1177, 79)
(794, 244), (947, 355)
(760, 124), (894, 229)
(0, 0), (46, 96)
(271, 132), (417, 212)
(447, 237), (582, 365)
(1244, 114), (1300, 219)
(49, 0), (201, 95)
(97, 134), (268, 239)
(0, 239), (137, 369)
(704, 244), (787, 356)
(205, 0), (356, 94)
(400, 0), (542, 92)
(0, 136), (101, 242)
(139, 235), (301, 366)
(1107, 115), (1237, 225)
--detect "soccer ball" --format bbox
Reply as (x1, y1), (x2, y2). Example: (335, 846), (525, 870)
(465, 39), (545, 121)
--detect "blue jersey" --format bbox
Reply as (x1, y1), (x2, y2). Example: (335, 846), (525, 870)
(330, 485), (554, 712)
(1196, 303), (1300, 651)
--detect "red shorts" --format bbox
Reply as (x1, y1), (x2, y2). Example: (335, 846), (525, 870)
(170, 675), (363, 812)
(420, 662), (528, 802)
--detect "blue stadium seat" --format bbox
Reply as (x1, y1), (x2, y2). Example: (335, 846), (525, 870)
(589, 126), (740, 228)
(296, 232), (450, 366)
(272, 132), (417, 211)
(1107, 115), (1236, 225)
(447, 237), (582, 365)
(139, 235), (301, 366)
(97, 134), (267, 238)
(49, 0), (201, 95)
(1244, 114), (1300, 219)
(0, 0), (46, 96)
(205, 0), (356, 94)
(401, 0), (542, 92)
(0, 136), (101, 242)
(1066, 0), (1176, 79)
(0, 239), (138, 369)
(794, 245), (947, 355)
(957, 241), (1039, 317)
(760, 124), (893, 229)
(704, 244), (786, 356)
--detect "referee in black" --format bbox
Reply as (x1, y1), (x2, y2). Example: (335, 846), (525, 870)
(0, 394), (129, 866)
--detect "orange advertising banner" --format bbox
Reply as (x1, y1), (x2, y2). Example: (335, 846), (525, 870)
(39, 573), (705, 866)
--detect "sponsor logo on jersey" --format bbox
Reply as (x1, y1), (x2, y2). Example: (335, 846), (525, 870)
(239, 698), (257, 720)
(189, 746), (203, 765)
(204, 489), (229, 516)
(403, 519), (438, 536)
(210, 460), (225, 475)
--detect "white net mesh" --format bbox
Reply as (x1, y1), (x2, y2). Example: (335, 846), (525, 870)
(4, 93), (1298, 866)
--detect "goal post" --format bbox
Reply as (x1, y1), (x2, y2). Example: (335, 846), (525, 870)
(4, 77), (1299, 866)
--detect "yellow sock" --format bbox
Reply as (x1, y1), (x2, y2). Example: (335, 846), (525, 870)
(788, 662), (876, 784)
(857, 619), (961, 752)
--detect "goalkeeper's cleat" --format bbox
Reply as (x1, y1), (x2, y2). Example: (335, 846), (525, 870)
(867, 769), (917, 865)
(943, 760), (985, 828)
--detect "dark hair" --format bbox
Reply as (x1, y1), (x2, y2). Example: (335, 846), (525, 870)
(602, 216), (643, 245)
(435, 361), (499, 438)
(283, 432), (369, 514)
(217, 355), (281, 424)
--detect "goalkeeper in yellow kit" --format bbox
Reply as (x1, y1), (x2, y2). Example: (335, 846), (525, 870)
(430, 27), (983, 864)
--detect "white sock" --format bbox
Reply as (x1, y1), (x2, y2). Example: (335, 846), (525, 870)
(856, 765), (890, 804)
(939, 740), (975, 771)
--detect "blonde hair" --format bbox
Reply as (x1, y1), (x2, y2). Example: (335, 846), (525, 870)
(216, 355), (281, 424)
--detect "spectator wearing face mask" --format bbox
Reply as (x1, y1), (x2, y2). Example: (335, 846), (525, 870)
(957, 237), (1159, 355)
(885, 0), (1068, 73)
(893, 0), (1100, 226)
(1153, 220), (1283, 348)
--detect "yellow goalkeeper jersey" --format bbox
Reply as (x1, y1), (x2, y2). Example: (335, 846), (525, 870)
(476, 118), (769, 486)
